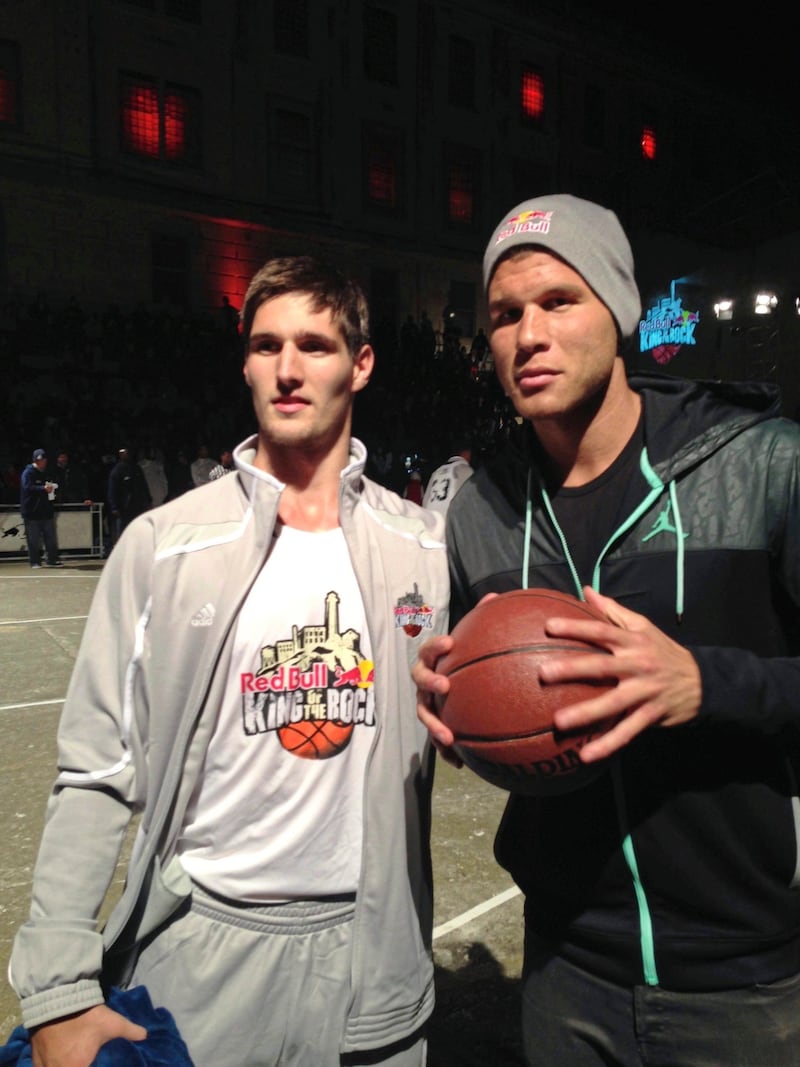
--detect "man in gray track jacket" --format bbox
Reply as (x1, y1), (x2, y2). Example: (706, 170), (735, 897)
(10, 256), (450, 1066)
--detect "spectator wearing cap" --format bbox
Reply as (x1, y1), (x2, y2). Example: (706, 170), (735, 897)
(19, 449), (63, 568)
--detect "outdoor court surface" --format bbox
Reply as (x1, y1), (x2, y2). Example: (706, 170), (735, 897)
(0, 559), (526, 1065)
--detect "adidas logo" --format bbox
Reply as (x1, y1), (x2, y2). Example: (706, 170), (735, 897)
(191, 602), (216, 627)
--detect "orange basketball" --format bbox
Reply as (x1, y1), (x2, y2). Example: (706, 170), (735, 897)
(277, 718), (354, 759)
(435, 589), (617, 795)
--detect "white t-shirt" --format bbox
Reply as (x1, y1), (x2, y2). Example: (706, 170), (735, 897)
(178, 524), (375, 901)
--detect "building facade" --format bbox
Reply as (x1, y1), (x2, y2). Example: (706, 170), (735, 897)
(1, 0), (799, 409)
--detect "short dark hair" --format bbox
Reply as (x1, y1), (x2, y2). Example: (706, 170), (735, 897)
(240, 255), (370, 358)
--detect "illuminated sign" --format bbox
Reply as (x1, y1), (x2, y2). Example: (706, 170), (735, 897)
(639, 280), (700, 366)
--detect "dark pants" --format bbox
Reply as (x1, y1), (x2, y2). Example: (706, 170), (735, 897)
(522, 936), (800, 1067)
(23, 518), (59, 566)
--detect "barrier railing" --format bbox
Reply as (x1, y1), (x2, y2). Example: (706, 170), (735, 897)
(0, 504), (106, 560)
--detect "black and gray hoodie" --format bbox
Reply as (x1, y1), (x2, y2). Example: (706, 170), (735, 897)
(446, 371), (800, 991)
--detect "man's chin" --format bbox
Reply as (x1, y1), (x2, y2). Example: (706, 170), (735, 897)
(512, 395), (564, 422)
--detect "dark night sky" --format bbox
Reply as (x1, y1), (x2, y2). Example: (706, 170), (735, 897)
(562, 3), (793, 117)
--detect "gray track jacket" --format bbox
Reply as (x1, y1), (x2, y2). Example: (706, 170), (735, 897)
(10, 437), (450, 1053)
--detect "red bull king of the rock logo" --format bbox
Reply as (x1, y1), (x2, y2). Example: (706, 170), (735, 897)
(497, 208), (553, 244)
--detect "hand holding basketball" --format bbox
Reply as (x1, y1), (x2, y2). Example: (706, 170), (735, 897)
(413, 630), (463, 767)
(433, 589), (619, 794)
(542, 586), (702, 759)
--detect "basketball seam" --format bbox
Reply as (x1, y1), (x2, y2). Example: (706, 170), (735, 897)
(444, 643), (605, 676)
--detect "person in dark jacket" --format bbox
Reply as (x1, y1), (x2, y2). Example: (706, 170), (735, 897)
(106, 447), (151, 547)
(413, 193), (800, 1066)
(19, 448), (62, 568)
(165, 449), (194, 500)
(53, 450), (92, 505)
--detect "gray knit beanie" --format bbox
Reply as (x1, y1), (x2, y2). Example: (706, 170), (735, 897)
(482, 194), (641, 339)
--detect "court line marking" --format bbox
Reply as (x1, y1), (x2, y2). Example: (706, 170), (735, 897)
(0, 615), (89, 626)
(0, 698), (65, 712)
(433, 884), (521, 940)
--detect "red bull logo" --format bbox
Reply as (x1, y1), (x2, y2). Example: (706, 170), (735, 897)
(496, 208), (553, 244)
(394, 604), (434, 637)
(507, 209), (551, 225)
(241, 662), (328, 693)
(333, 660), (375, 689)
(639, 293), (700, 364)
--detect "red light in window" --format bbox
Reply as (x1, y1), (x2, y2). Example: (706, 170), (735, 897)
(449, 188), (473, 223)
(448, 183), (473, 223)
(0, 71), (17, 124)
(521, 70), (544, 120)
(123, 83), (160, 157)
(449, 167), (473, 224)
(164, 91), (187, 160)
(367, 150), (396, 206)
(641, 126), (657, 161)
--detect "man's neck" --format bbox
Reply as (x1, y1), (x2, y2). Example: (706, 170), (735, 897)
(278, 484), (341, 531)
(534, 379), (642, 489)
(257, 440), (350, 532)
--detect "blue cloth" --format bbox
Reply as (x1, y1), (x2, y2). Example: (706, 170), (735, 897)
(0, 986), (194, 1066)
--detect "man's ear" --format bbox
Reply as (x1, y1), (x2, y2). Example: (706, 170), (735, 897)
(243, 360), (251, 388)
(352, 344), (374, 393)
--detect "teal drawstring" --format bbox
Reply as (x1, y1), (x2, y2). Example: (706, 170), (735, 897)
(527, 468), (583, 598)
(613, 763), (659, 984)
(639, 449), (686, 622)
(668, 480), (685, 621)
(523, 451), (664, 986)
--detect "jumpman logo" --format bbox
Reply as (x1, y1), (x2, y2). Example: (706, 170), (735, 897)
(641, 500), (688, 543)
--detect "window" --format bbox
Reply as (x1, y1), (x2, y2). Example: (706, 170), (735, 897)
(363, 5), (397, 85)
(122, 79), (159, 158)
(152, 234), (189, 308)
(583, 84), (606, 149)
(445, 145), (479, 227)
(269, 106), (316, 200)
(641, 125), (657, 161)
(0, 41), (20, 129)
(364, 126), (402, 212)
(120, 74), (201, 166)
(273, 0), (308, 57)
(448, 35), (475, 108)
(520, 65), (544, 123)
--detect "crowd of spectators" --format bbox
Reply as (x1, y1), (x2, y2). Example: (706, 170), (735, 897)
(0, 291), (516, 513)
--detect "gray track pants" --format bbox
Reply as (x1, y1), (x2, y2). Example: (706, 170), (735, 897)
(130, 885), (427, 1067)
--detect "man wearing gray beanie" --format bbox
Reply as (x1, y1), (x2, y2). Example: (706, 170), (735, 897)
(481, 193), (641, 339)
(414, 194), (800, 1064)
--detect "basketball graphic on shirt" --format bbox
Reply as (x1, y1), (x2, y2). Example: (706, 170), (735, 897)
(241, 590), (380, 761)
(277, 717), (354, 759)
